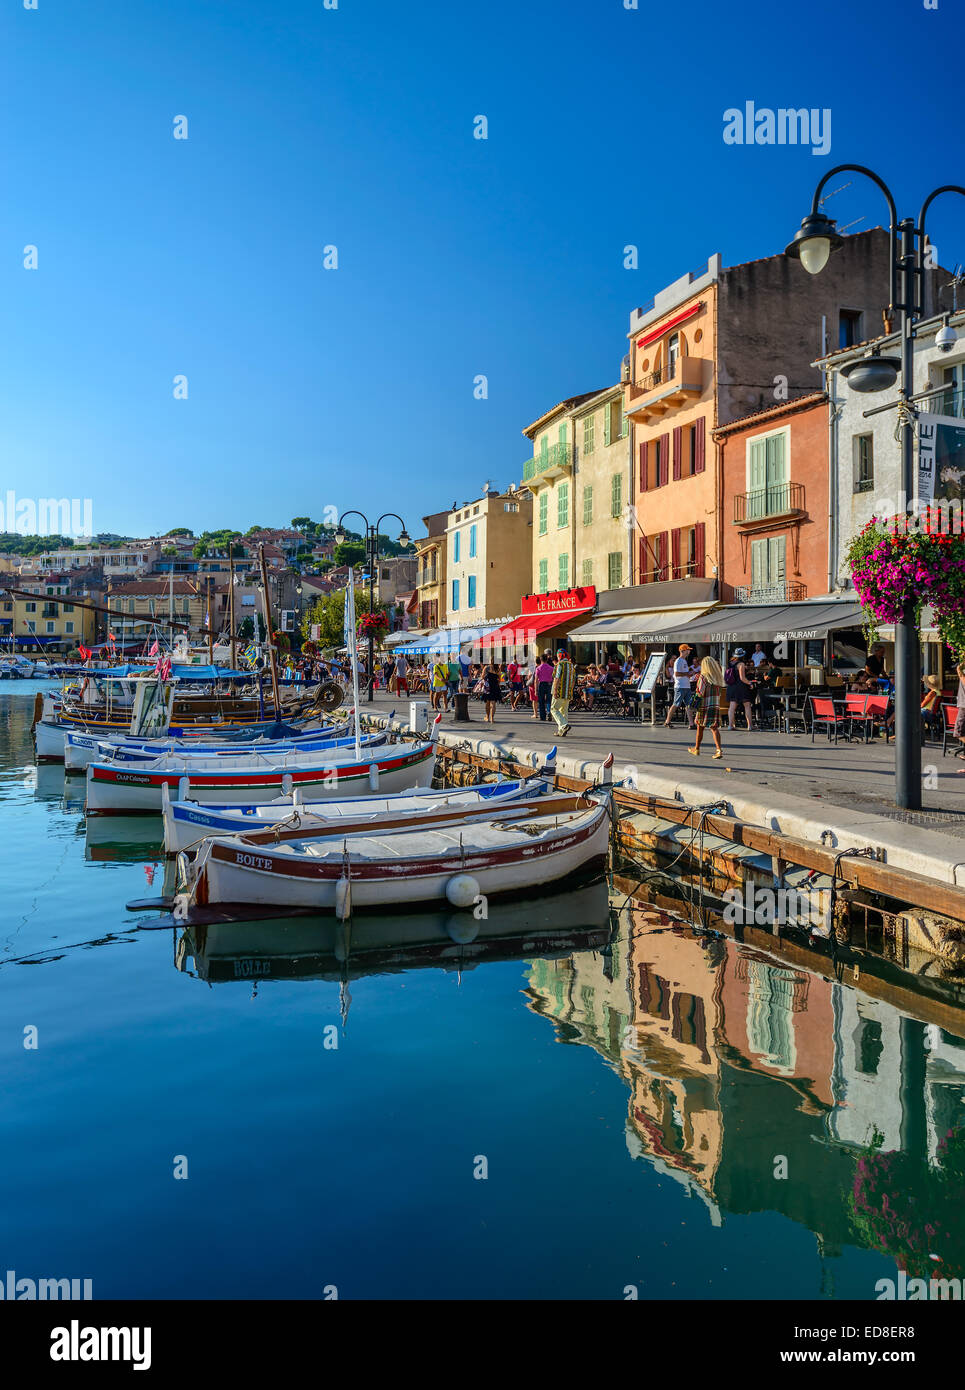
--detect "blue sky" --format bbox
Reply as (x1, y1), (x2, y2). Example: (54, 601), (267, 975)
(2, 0), (963, 540)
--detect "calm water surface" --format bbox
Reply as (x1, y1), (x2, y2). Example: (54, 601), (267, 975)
(2, 681), (963, 1299)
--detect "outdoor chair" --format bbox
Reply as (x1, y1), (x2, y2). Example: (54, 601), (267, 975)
(863, 693), (892, 744)
(942, 703), (960, 756)
(844, 692), (872, 741)
(809, 695), (849, 743)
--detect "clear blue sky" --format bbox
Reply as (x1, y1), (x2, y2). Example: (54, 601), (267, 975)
(2, 0), (963, 540)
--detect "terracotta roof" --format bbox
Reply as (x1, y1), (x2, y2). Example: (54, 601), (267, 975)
(522, 390), (606, 438)
(713, 392), (828, 437)
(108, 579), (199, 596)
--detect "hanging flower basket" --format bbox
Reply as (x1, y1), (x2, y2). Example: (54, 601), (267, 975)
(357, 610), (388, 639)
(846, 514), (965, 660)
(272, 630), (291, 655)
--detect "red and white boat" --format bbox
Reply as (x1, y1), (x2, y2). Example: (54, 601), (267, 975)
(172, 797), (610, 919)
(86, 719), (442, 816)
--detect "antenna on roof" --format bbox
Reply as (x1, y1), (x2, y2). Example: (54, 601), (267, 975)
(818, 181), (851, 207)
(839, 216), (865, 234)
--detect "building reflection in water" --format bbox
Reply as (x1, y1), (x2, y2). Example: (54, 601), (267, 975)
(524, 891), (965, 1262)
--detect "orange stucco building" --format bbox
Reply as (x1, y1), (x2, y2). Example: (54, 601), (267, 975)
(715, 394), (830, 604)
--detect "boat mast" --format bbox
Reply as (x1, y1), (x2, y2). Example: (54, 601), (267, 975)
(228, 542), (237, 670)
(258, 544), (282, 718)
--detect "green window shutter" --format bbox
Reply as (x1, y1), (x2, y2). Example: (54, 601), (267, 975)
(769, 536), (786, 585)
(558, 552), (569, 588)
(620, 400), (627, 438)
(557, 481), (569, 528)
(748, 439), (767, 518)
(604, 403), (612, 446)
(538, 493), (548, 535)
(608, 552), (623, 588)
(558, 423), (567, 446)
(584, 415), (595, 455)
(583, 485), (593, 525)
(582, 557), (593, 585)
(538, 558), (548, 593)
(611, 472), (622, 517)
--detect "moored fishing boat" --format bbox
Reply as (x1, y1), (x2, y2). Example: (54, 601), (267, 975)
(171, 796), (610, 919)
(161, 770), (555, 856)
(62, 722), (369, 773)
(86, 718), (443, 815)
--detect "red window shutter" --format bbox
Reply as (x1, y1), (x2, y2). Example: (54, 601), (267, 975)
(694, 522), (705, 577)
(639, 441), (648, 492)
(659, 433), (670, 486)
(658, 529), (670, 580)
(639, 537), (647, 581)
(672, 426), (682, 480)
(694, 417), (706, 473)
(670, 527), (681, 579)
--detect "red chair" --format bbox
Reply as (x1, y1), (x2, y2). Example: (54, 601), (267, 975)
(863, 693), (892, 743)
(942, 703), (960, 757)
(844, 692), (870, 741)
(810, 696), (849, 743)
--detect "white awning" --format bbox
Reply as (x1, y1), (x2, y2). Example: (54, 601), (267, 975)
(569, 603), (717, 644)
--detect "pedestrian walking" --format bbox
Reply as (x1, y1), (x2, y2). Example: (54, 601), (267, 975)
(689, 656), (724, 759)
(551, 648), (575, 735)
(663, 644), (696, 728)
(725, 649), (755, 730)
(535, 652), (554, 722)
(507, 657), (525, 709)
(430, 657), (449, 711)
(482, 663), (502, 722)
(394, 652), (409, 698)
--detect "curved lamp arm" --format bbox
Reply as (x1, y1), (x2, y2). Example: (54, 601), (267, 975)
(918, 186), (965, 295)
(810, 163), (898, 311)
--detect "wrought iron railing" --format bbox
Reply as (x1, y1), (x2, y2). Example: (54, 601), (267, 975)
(733, 481), (805, 522)
(734, 583), (807, 604)
(522, 442), (574, 481)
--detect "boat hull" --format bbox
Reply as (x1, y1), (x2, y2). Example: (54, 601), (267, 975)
(62, 725), (366, 773)
(180, 803), (610, 913)
(86, 743), (437, 815)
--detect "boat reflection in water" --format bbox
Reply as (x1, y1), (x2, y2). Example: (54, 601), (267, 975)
(177, 879), (613, 990)
(526, 886), (965, 1277)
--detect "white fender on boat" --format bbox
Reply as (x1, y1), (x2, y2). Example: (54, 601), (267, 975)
(178, 775), (190, 801)
(281, 773), (293, 796)
(335, 875), (352, 922)
(543, 746), (558, 768)
(292, 787), (303, 808)
(368, 762), (379, 791)
(445, 874), (480, 909)
(429, 712), (443, 745)
(161, 781), (171, 811)
(600, 751), (615, 785)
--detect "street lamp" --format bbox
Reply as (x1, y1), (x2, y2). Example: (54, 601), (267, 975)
(336, 510), (410, 701)
(786, 163), (965, 810)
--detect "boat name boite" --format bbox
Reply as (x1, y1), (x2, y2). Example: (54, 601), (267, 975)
(235, 851), (274, 870)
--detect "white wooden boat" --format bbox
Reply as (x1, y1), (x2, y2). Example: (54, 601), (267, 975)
(172, 797), (610, 918)
(63, 723), (367, 773)
(161, 772), (554, 856)
(86, 719), (443, 815)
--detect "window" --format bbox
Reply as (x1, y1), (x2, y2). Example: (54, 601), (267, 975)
(583, 414), (595, 455)
(607, 552), (623, 588)
(582, 558), (593, 585)
(853, 434), (874, 492)
(538, 493), (548, 535)
(25, 602), (36, 612)
(182, 598), (190, 614)
(557, 482), (569, 529)
(751, 536), (786, 593)
(63, 603), (74, 613)
(611, 473), (622, 517)
(469, 524), (477, 558)
(582, 486), (593, 525)
(128, 599), (135, 613)
(941, 364), (965, 419)
(467, 575), (476, 607)
(538, 558), (548, 593)
(746, 428), (788, 518)
(46, 621), (55, 633)
(473, 505), (479, 515)
(839, 309), (863, 348)
(503, 501), (518, 512)
(558, 553), (569, 588)
(65, 622), (73, 634)
(451, 579), (460, 611)
(453, 531), (461, 563)
(558, 423), (567, 446)
(668, 332), (680, 375)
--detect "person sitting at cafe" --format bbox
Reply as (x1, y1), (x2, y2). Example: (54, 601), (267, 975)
(850, 664), (877, 692)
(620, 664), (644, 714)
(921, 673), (943, 736)
(582, 663), (605, 711)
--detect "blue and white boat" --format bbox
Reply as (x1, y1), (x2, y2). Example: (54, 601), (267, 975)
(63, 724), (375, 774)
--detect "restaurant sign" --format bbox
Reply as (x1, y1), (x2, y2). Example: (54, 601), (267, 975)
(520, 587), (596, 616)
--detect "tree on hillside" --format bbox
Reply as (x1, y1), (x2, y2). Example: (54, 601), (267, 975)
(164, 527), (194, 537)
(301, 588), (379, 649)
(333, 541), (366, 569)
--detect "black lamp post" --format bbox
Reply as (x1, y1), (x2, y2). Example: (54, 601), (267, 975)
(336, 511), (411, 701)
(786, 164), (965, 811)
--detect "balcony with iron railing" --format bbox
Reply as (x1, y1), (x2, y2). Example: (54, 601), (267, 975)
(522, 442), (574, 484)
(419, 568), (439, 587)
(734, 582), (807, 604)
(625, 354), (706, 422)
(733, 481), (806, 525)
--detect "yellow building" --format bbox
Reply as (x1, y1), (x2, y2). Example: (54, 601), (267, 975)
(445, 486), (532, 627)
(5, 579), (96, 652)
(413, 511), (448, 631)
(107, 579), (205, 641)
(523, 388), (630, 597)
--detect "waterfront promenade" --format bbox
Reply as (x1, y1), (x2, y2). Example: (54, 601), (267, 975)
(365, 691), (965, 881)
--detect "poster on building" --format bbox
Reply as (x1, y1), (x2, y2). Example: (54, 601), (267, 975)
(917, 411), (965, 508)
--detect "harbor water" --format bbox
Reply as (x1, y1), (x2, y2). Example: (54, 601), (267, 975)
(2, 681), (964, 1299)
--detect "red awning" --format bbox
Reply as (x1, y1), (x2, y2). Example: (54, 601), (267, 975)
(636, 301), (702, 349)
(479, 606), (594, 648)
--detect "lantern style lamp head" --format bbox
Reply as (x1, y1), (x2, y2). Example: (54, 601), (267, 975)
(784, 210), (844, 275)
(398, 527), (411, 548)
(334, 527), (346, 546)
(840, 349), (902, 393)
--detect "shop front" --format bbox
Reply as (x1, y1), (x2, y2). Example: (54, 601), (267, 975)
(568, 579), (718, 666)
(479, 587), (597, 661)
